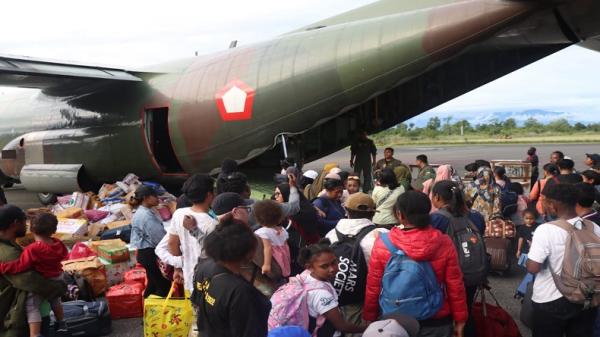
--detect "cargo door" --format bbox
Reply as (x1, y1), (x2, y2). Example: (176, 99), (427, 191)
(144, 107), (184, 174)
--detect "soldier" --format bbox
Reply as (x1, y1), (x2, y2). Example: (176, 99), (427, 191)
(350, 131), (377, 193)
(412, 154), (436, 191)
(374, 148), (403, 174)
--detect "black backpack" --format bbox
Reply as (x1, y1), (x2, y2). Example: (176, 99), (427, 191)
(438, 209), (487, 287)
(330, 225), (375, 306)
(499, 185), (518, 218)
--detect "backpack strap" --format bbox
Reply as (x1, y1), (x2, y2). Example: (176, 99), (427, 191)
(549, 220), (575, 233)
(376, 189), (395, 208)
(380, 233), (405, 256)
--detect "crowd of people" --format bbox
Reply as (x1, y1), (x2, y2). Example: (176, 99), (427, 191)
(1, 143), (600, 337)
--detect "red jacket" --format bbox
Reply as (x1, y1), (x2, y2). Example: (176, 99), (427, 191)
(0, 238), (68, 278)
(363, 226), (468, 323)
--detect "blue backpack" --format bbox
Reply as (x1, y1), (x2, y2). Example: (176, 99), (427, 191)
(379, 233), (444, 320)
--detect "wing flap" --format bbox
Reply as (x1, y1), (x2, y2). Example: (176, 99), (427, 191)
(0, 54), (143, 92)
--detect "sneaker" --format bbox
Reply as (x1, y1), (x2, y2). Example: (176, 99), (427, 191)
(56, 321), (68, 332)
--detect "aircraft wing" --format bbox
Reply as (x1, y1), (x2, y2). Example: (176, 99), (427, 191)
(0, 53), (146, 96)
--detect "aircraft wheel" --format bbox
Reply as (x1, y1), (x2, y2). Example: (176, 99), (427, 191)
(37, 193), (58, 205)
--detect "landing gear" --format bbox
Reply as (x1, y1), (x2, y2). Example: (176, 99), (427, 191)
(37, 193), (58, 205)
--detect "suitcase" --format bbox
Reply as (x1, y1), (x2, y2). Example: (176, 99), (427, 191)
(485, 237), (511, 273)
(100, 224), (131, 243)
(47, 300), (112, 337)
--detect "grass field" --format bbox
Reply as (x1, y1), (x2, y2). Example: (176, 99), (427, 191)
(372, 132), (600, 147)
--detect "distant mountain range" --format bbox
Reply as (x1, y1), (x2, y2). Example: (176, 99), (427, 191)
(407, 109), (600, 127)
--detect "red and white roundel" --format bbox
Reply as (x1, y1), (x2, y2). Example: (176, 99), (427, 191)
(215, 79), (255, 121)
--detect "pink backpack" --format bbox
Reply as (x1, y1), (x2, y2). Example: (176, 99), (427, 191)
(268, 270), (333, 337)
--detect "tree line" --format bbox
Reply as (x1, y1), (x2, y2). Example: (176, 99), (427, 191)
(377, 117), (600, 139)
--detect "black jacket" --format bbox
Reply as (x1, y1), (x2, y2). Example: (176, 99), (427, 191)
(191, 259), (271, 337)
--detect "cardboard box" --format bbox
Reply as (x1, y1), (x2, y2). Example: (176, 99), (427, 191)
(99, 257), (132, 286)
(55, 207), (83, 219)
(106, 220), (130, 230)
(89, 239), (126, 253)
(57, 218), (88, 236)
(62, 256), (104, 273)
(69, 192), (90, 210)
(120, 205), (134, 221)
(98, 244), (130, 264)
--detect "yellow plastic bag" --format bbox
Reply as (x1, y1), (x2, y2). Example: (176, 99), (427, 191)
(143, 283), (194, 337)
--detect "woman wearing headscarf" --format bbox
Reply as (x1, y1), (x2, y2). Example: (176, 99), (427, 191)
(304, 163), (339, 200)
(463, 167), (502, 221)
(393, 164), (412, 191)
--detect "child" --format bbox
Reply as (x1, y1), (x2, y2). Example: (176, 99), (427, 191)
(514, 209), (539, 299)
(0, 212), (68, 337)
(346, 176), (361, 195)
(254, 200), (291, 277)
(516, 209), (539, 267)
(292, 243), (366, 336)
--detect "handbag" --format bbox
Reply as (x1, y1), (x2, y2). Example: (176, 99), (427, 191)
(143, 282), (194, 337)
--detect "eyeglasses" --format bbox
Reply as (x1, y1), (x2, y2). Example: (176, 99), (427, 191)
(234, 206), (252, 213)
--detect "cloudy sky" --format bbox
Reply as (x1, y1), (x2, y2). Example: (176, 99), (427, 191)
(2, 0), (600, 123)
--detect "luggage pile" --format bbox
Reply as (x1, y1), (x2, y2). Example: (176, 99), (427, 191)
(18, 173), (176, 337)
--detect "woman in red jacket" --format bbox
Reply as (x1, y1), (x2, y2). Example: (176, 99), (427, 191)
(363, 190), (468, 337)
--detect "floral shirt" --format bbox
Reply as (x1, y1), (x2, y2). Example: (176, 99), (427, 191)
(463, 182), (502, 221)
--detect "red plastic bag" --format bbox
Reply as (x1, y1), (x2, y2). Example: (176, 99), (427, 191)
(68, 242), (97, 260)
(124, 264), (147, 287)
(106, 282), (145, 319)
(84, 209), (110, 222)
(472, 288), (522, 337)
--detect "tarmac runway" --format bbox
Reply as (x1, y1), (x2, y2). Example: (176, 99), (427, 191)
(5, 143), (600, 337)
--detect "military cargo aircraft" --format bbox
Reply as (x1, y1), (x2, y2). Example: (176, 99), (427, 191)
(1, 0), (600, 203)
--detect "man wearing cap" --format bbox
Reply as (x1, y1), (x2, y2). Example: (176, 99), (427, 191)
(325, 193), (389, 337)
(130, 185), (171, 297)
(585, 153), (600, 168)
(184, 192), (284, 285)
(363, 314), (420, 337)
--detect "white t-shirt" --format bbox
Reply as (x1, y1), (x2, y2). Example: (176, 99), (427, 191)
(528, 217), (600, 303)
(255, 227), (289, 246)
(168, 207), (218, 292)
(325, 218), (389, 262)
(304, 273), (338, 318)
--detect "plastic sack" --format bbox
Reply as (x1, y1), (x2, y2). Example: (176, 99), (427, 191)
(68, 242), (97, 260)
(106, 282), (145, 319)
(143, 283), (193, 337)
(85, 209), (110, 222)
(157, 207), (172, 221)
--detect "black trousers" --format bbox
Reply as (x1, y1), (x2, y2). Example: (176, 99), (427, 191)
(532, 297), (597, 337)
(464, 285), (477, 337)
(137, 248), (171, 298)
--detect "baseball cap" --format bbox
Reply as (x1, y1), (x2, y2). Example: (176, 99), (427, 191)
(363, 314), (420, 337)
(587, 153), (600, 165)
(325, 173), (341, 180)
(345, 192), (376, 212)
(303, 170), (319, 180)
(134, 185), (158, 200)
(211, 192), (252, 216)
